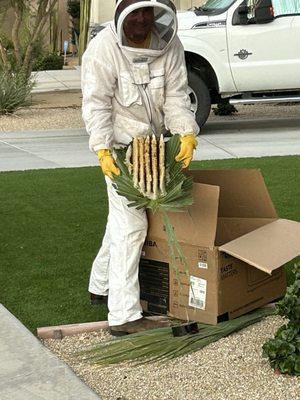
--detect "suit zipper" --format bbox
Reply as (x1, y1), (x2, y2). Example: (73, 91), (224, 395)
(142, 83), (155, 134)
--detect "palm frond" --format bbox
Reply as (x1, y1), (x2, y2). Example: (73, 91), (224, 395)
(113, 135), (193, 213)
(79, 307), (276, 366)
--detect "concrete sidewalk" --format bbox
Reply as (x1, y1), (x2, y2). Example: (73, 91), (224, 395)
(1, 118), (300, 172)
(31, 69), (81, 93)
(0, 304), (100, 400)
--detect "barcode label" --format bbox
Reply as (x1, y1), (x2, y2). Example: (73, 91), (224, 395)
(198, 262), (208, 269)
(189, 276), (207, 310)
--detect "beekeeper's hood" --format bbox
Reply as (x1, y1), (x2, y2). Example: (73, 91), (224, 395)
(114, 0), (177, 62)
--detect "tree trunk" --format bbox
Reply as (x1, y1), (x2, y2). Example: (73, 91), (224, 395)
(0, 40), (8, 67)
(50, 2), (59, 53)
(11, 7), (23, 65)
(78, 0), (91, 65)
(0, 0), (59, 76)
(23, 0), (58, 75)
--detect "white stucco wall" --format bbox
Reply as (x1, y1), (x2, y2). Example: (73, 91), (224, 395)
(90, 0), (206, 25)
(90, 0), (115, 25)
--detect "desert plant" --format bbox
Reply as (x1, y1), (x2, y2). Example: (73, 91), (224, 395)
(0, 34), (15, 71)
(49, 2), (59, 54)
(78, 0), (91, 64)
(0, 69), (33, 114)
(0, 26), (46, 73)
(33, 52), (64, 71)
(262, 263), (300, 376)
(0, 1), (59, 76)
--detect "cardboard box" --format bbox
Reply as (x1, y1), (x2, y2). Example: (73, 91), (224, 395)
(140, 169), (300, 324)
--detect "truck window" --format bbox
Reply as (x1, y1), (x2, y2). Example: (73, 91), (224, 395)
(200, 0), (235, 8)
(195, 0), (236, 12)
(246, 0), (299, 20)
(272, 0), (299, 16)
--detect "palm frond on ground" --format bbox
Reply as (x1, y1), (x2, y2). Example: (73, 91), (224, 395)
(80, 307), (276, 366)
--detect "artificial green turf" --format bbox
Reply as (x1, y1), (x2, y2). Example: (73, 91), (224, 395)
(0, 156), (299, 333)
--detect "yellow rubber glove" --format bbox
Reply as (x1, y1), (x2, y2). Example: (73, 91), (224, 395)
(97, 149), (120, 180)
(175, 134), (198, 168)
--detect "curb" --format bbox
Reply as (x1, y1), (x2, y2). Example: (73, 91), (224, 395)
(37, 316), (168, 340)
(37, 321), (109, 339)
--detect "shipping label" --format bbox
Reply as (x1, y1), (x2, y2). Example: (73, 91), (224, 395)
(189, 276), (207, 310)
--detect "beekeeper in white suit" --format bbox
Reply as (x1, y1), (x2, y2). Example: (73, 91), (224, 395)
(81, 0), (199, 336)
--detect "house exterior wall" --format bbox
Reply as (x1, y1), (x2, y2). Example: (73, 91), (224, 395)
(90, 0), (206, 25)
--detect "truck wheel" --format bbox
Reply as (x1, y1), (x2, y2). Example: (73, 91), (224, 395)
(187, 69), (211, 127)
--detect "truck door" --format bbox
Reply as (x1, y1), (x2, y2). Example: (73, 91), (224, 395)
(292, 11), (300, 63)
(226, 0), (300, 91)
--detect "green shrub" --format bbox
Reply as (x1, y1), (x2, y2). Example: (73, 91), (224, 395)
(0, 69), (33, 114)
(33, 53), (64, 71)
(0, 33), (14, 51)
(262, 263), (300, 376)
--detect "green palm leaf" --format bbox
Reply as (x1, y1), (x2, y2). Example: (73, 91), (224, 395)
(113, 135), (193, 213)
(79, 307), (276, 366)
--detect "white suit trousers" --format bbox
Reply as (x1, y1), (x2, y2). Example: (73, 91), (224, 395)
(89, 177), (147, 326)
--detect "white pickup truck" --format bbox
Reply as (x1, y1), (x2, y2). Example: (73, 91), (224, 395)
(90, 0), (300, 127)
(179, 0), (300, 126)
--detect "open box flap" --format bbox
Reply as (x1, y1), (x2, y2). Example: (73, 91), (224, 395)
(147, 183), (219, 247)
(215, 217), (278, 246)
(219, 219), (300, 274)
(187, 169), (277, 218)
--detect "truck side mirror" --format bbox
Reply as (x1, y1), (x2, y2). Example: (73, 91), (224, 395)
(254, 0), (274, 24)
(232, 4), (249, 25)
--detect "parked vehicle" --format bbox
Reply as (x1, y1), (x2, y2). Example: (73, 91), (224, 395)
(177, 0), (300, 126)
(90, 0), (300, 127)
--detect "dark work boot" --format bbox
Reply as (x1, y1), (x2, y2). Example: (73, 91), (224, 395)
(90, 293), (108, 306)
(109, 317), (170, 336)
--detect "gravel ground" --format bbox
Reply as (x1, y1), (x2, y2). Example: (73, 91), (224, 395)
(0, 91), (84, 132)
(0, 107), (84, 132)
(43, 315), (299, 400)
(0, 90), (300, 132)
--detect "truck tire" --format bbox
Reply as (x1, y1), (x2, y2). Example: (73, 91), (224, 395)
(187, 69), (211, 128)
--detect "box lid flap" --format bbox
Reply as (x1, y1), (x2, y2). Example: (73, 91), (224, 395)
(187, 169), (277, 219)
(219, 219), (300, 274)
(147, 183), (219, 247)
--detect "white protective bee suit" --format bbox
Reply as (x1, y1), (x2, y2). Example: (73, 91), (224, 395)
(82, 0), (199, 326)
